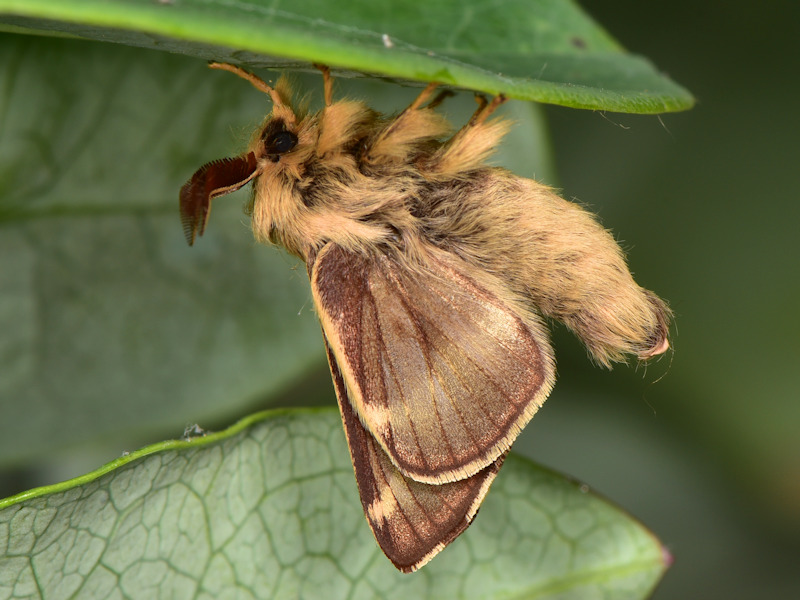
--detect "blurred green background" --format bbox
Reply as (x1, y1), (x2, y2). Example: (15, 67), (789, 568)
(1, 1), (798, 598)
(532, 1), (800, 598)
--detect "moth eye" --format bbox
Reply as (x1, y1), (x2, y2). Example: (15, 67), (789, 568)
(266, 130), (298, 155)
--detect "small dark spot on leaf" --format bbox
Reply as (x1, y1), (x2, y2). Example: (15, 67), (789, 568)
(571, 37), (587, 49)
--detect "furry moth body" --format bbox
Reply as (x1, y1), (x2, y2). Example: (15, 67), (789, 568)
(180, 63), (671, 572)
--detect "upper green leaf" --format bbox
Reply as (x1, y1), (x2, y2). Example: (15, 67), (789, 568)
(0, 0), (694, 113)
(0, 409), (669, 599)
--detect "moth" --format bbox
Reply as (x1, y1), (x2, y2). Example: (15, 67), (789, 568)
(180, 62), (671, 572)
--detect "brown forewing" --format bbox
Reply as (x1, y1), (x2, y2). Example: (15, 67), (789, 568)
(310, 243), (554, 485)
(324, 341), (505, 573)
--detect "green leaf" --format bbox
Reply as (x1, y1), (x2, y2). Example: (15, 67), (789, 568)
(0, 409), (669, 599)
(0, 0), (694, 113)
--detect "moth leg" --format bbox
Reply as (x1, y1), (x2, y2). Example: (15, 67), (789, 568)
(418, 90), (510, 176)
(467, 93), (507, 127)
(378, 82), (439, 138)
(364, 82), (447, 164)
(313, 63), (334, 107)
(436, 93), (507, 153)
(425, 89), (455, 110)
(405, 82), (440, 112)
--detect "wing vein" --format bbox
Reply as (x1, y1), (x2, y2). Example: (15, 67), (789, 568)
(369, 280), (434, 472)
(391, 270), (463, 467)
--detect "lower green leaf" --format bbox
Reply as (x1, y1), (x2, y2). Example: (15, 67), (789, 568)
(0, 409), (668, 599)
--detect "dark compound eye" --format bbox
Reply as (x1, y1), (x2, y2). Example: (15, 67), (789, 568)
(266, 130), (298, 156)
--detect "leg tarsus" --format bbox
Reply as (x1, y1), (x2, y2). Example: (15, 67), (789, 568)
(406, 82), (439, 112)
(313, 63), (333, 107)
(469, 93), (507, 126)
(425, 89), (455, 110)
(472, 94), (489, 116)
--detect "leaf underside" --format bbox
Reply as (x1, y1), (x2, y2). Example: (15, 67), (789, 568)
(0, 0), (694, 113)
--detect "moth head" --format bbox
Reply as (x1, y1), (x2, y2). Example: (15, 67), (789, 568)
(249, 106), (315, 179)
(179, 63), (308, 246)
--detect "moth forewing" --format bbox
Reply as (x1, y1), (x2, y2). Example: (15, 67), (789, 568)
(324, 340), (506, 572)
(310, 242), (555, 485)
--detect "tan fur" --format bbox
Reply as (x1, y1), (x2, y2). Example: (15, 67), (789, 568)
(231, 72), (670, 366)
